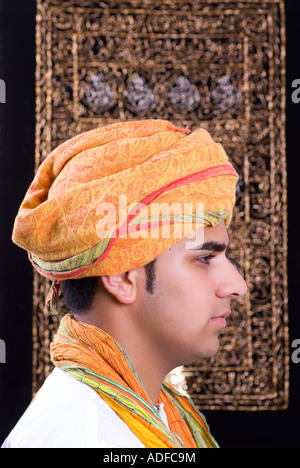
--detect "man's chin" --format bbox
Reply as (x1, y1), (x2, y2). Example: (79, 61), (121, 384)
(183, 341), (220, 365)
(197, 339), (220, 360)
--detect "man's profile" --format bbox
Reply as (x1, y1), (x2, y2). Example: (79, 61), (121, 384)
(2, 119), (247, 448)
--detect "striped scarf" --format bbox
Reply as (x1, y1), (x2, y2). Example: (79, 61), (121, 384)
(50, 315), (219, 448)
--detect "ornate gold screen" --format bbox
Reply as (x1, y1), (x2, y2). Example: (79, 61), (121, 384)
(33, 0), (288, 410)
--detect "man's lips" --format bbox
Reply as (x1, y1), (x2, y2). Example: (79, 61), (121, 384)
(210, 310), (231, 327)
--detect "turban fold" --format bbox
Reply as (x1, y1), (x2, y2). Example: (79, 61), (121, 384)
(12, 119), (238, 279)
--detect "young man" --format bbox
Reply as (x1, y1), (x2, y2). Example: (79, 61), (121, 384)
(2, 119), (247, 448)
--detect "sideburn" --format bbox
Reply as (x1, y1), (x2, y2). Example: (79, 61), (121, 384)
(144, 259), (157, 294)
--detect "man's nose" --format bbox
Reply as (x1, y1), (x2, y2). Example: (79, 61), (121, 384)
(216, 258), (248, 299)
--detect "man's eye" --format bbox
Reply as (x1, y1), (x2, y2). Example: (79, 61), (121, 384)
(196, 255), (215, 265)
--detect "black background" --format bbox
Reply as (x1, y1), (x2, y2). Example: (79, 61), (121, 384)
(0, 0), (299, 448)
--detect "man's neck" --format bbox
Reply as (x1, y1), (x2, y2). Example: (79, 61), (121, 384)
(73, 310), (170, 406)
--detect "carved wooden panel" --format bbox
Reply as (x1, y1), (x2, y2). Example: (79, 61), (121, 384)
(33, 0), (288, 410)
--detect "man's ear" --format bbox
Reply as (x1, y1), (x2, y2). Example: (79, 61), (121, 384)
(100, 270), (139, 304)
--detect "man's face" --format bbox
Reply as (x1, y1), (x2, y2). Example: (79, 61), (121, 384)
(135, 221), (247, 370)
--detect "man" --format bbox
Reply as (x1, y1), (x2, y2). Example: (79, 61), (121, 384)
(2, 119), (247, 448)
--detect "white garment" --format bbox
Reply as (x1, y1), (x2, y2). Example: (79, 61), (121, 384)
(1, 368), (169, 448)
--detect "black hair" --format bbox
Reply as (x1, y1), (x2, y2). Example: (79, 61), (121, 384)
(61, 258), (157, 313)
(60, 276), (99, 313)
(144, 258), (157, 294)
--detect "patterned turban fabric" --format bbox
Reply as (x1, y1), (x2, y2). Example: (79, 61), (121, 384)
(12, 119), (238, 280)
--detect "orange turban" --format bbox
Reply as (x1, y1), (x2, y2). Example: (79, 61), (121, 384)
(12, 119), (238, 280)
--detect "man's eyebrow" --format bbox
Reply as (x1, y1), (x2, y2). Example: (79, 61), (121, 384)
(191, 241), (228, 252)
(190, 241), (242, 272)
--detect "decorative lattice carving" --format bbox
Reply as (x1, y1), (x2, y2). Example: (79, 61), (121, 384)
(34, 0), (288, 410)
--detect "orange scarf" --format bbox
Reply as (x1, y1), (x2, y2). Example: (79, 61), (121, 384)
(50, 315), (219, 448)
